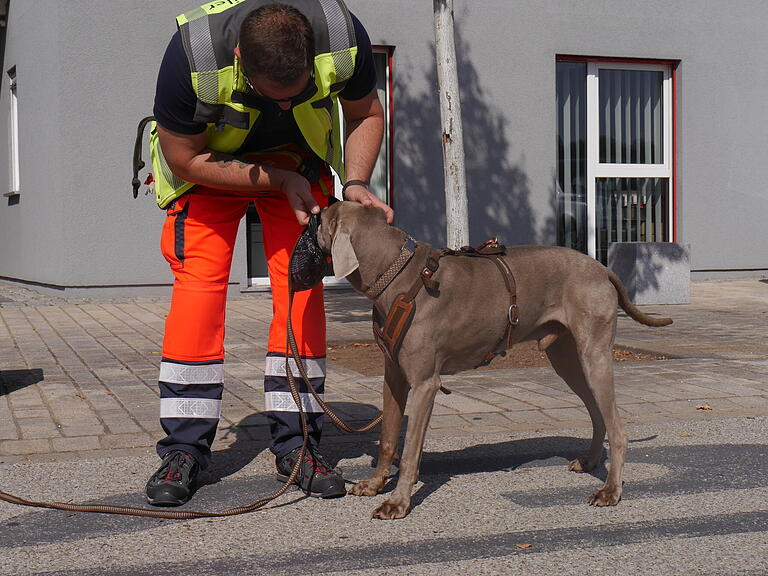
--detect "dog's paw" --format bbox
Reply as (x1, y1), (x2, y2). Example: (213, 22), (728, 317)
(371, 498), (410, 520)
(568, 457), (597, 473)
(588, 487), (622, 507)
(348, 478), (384, 497)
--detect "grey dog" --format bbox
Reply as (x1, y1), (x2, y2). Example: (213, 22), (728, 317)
(317, 201), (672, 520)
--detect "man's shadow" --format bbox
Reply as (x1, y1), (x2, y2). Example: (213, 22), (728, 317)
(203, 401), (385, 485)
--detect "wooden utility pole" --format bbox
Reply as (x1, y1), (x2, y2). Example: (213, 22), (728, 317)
(433, 0), (468, 249)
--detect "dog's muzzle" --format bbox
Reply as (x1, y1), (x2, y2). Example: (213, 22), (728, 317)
(289, 213), (327, 292)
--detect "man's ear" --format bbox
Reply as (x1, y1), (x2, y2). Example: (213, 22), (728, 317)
(234, 46), (241, 60)
(331, 229), (359, 279)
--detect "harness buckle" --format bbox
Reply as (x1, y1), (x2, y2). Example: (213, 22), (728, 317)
(479, 237), (500, 250)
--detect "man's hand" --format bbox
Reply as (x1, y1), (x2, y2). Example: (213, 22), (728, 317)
(343, 184), (394, 224)
(281, 171), (320, 226)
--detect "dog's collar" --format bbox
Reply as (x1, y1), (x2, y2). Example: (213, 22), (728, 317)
(364, 236), (418, 299)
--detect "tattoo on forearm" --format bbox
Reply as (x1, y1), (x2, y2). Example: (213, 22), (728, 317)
(213, 154), (253, 170)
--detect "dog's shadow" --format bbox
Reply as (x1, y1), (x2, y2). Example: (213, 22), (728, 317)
(389, 436), (609, 511)
(203, 406), (610, 515)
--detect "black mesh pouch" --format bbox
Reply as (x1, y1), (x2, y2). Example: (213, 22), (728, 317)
(289, 213), (326, 292)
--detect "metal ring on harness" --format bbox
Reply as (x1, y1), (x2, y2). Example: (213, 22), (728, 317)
(508, 304), (519, 326)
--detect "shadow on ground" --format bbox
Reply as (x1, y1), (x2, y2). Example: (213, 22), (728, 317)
(2, 438), (766, 546)
(323, 291), (371, 325)
(0, 369), (44, 396)
(206, 402), (385, 484)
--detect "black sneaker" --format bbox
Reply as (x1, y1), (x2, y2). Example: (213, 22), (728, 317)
(276, 446), (346, 498)
(145, 450), (199, 506)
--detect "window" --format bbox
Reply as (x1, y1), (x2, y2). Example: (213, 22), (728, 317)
(556, 57), (675, 263)
(368, 47), (394, 206)
(7, 66), (19, 196)
(334, 46), (394, 206)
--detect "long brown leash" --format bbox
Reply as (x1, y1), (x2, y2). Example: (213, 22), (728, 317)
(0, 237), (382, 519)
(0, 337), (307, 519)
(284, 285), (383, 435)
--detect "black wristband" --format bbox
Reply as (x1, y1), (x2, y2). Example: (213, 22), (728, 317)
(341, 179), (369, 196)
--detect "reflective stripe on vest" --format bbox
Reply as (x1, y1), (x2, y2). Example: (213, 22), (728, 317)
(151, 0), (357, 208)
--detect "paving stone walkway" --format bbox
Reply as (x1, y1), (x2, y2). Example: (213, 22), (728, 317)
(0, 278), (766, 463)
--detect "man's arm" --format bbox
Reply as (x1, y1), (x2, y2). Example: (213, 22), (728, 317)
(340, 88), (394, 224)
(156, 124), (319, 225)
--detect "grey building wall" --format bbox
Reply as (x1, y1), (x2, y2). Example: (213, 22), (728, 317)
(0, 0), (250, 296)
(0, 2), (66, 288)
(381, 0), (768, 271)
(0, 1), (183, 295)
(0, 0), (766, 297)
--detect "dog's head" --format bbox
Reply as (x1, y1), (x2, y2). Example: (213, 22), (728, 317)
(318, 201), (389, 280)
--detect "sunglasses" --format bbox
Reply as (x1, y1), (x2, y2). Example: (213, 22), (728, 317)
(242, 70), (316, 107)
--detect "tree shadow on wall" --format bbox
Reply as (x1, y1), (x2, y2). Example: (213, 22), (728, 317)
(610, 242), (689, 303)
(541, 168), (688, 302)
(394, 26), (536, 247)
(539, 170), (562, 250)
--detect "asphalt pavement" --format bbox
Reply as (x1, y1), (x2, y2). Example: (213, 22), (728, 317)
(0, 277), (767, 575)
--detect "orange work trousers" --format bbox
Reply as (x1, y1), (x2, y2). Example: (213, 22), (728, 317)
(156, 151), (331, 468)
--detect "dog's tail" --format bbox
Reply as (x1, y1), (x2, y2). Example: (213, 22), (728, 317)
(607, 270), (673, 327)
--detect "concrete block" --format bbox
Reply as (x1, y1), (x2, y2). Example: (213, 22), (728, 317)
(99, 432), (153, 449)
(0, 438), (51, 455)
(51, 436), (102, 452)
(608, 242), (690, 304)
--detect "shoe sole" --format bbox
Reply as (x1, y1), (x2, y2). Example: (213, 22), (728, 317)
(276, 473), (346, 499)
(146, 496), (188, 507)
(145, 486), (194, 507)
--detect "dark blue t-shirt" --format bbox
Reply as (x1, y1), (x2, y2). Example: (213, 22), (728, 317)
(153, 12), (377, 153)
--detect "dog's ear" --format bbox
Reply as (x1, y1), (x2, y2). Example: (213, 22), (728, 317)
(331, 229), (359, 279)
(319, 201), (360, 279)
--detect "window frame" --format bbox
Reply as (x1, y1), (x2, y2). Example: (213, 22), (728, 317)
(373, 45), (395, 209)
(334, 45), (395, 207)
(557, 55), (677, 259)
(7, 66), (20, 197)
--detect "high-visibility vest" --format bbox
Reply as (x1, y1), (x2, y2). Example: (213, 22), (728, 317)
(150, 0), (358, 208)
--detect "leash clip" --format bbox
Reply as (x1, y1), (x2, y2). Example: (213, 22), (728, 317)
(508, 303), (519, 326)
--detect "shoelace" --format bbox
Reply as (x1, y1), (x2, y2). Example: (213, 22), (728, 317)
(307, 452), (332, 475)
(161, 452), (191, 482)
(288, 449), (332, 476)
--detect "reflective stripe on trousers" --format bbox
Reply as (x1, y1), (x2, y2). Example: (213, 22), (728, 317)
(264, 352), (326, 459)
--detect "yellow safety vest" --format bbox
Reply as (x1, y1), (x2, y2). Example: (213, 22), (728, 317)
(150, 0), (358, 208)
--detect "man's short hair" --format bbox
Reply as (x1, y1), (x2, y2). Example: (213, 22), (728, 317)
(239, 4), (314, 86)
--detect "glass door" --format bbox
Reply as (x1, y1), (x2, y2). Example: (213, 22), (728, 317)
(556, 58), (674, 263)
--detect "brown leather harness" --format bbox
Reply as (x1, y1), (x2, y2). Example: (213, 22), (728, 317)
(370, 237), (519, 368)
